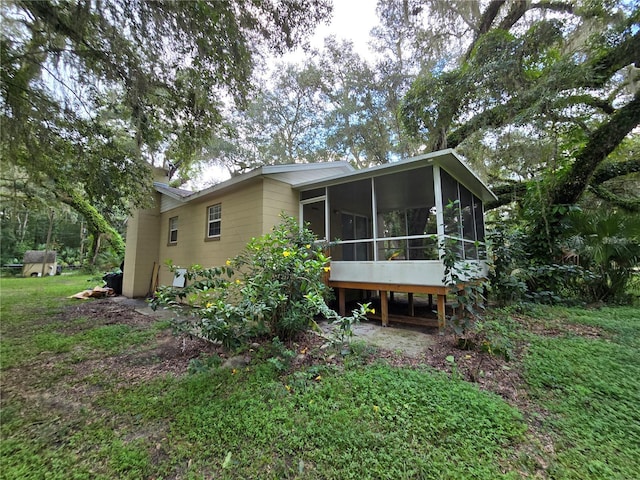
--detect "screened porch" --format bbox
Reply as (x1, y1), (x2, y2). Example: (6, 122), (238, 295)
(296, 150), (496, 328)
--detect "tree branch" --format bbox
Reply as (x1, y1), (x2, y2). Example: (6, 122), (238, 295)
(589, 184), (640, 211)
(485, 181), (528, 210)
(592, 157), (640, 184)
(552, 92), (640, 206)
(530, 2), (574, 14)
(39, 63), (93, 117)
(498, 0), (529, 31)
(485, 156), (640, 211)
(465, 0), (506, 60)
(556, 94), (615, 115)
(447, 31), (639, 148)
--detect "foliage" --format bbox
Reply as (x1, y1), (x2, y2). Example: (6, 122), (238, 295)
(324, 302), (374, 346)
(264, 337), (298, 373)
(489, 206), (640, 306)
(474, 312), (521, 361)
(441, 202), (487, 339)
(523, 263), (591, 304)
(153, 215), (366, 346)
(312, 38), (397, 167)
(207, 36), (416, 174)
(486, 229), (529, 306)
(564, 208), (640, 303)
(1, 0), (331, 259)
(204, 63), (328, 174)
(488, 223), (595, 305)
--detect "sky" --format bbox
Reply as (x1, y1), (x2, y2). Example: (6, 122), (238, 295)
(197, 0), (381, 187)
(303, 0), (380, 57)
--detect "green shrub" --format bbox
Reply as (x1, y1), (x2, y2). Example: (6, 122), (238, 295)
(565, 209), (640, 304)
(487, 229), (529, 305)
(440, 202), (487, 339)
(153, 215), (368, 348)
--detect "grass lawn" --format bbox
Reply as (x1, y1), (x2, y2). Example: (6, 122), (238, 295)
(1, 274), (639, 479)
(522, 306), (640, 479)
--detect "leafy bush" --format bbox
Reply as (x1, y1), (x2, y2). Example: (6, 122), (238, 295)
(488, 228), (593, 306)
(440, 203), (487, 339)
(474, 313), (521, 361)
(489, 209), (639, 306)
(523, 263), (591, 304)
(564, 209), (640, 303)
(487, 229), (529, 305)
(153, 215), (368, 348)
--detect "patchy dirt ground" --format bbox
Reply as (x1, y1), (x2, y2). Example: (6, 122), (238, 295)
(60, 299), (222, 383)
(51, 298), (533, 403)
(5, 297), (610, 479)
(9, 297), (608, 414)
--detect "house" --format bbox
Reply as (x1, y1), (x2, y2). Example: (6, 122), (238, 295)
(123, 149), (496, 327)
(23, 250), (57, 277)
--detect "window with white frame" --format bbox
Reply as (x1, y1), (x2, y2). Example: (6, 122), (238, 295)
(207, 204), (221, 238)
(168, 216), (178, 244)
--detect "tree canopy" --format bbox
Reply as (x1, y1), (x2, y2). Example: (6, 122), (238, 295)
(2, 0), (638, 283)
(399, 1), (639, 225)
(1, 0), (331, 258)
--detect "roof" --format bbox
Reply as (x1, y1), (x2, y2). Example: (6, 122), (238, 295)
(152, 151), (496, 206)
(295, 149), (497, 203)
(155, 161), (355, 204)
(153, 184), (193, 200)
(23, 250), (57, 264)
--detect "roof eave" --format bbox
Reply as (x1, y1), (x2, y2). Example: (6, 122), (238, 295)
(294, 149), (497, 203)
(155, 162), (357, 204)
(153, 183), (192, 201)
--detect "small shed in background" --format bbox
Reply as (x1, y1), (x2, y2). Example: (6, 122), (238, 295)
(23, 250), (58, 277)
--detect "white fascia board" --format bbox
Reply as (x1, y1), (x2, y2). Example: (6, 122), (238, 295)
(434, 151), (498, 203)
(294, 149), (450, 189)
(295, 149), (469, 189)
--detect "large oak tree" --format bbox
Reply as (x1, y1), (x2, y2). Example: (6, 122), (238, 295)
(399, 0), (639, 255)
(1, 0), (331, 259)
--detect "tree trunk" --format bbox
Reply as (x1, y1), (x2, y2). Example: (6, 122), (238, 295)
(529, 93), (640, 259)
(40, 209), (54, 277)
(90, 233), (102, 267)
(19, 211), (28, 243)
(79, 219), (86, 262)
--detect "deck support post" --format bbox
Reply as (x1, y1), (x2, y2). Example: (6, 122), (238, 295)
(380, 290), (389, 326)
(408, 292), (414, 316)
(436, 294), (446, 329)
(328, 280), (451, 329)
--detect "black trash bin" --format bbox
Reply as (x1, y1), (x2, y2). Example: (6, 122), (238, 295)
(103, 272), (123, 295)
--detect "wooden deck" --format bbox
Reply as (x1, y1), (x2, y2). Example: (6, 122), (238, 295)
(328, 280), (450, 329)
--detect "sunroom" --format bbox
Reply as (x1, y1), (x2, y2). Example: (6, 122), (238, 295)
(296, 149), (497, 328)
